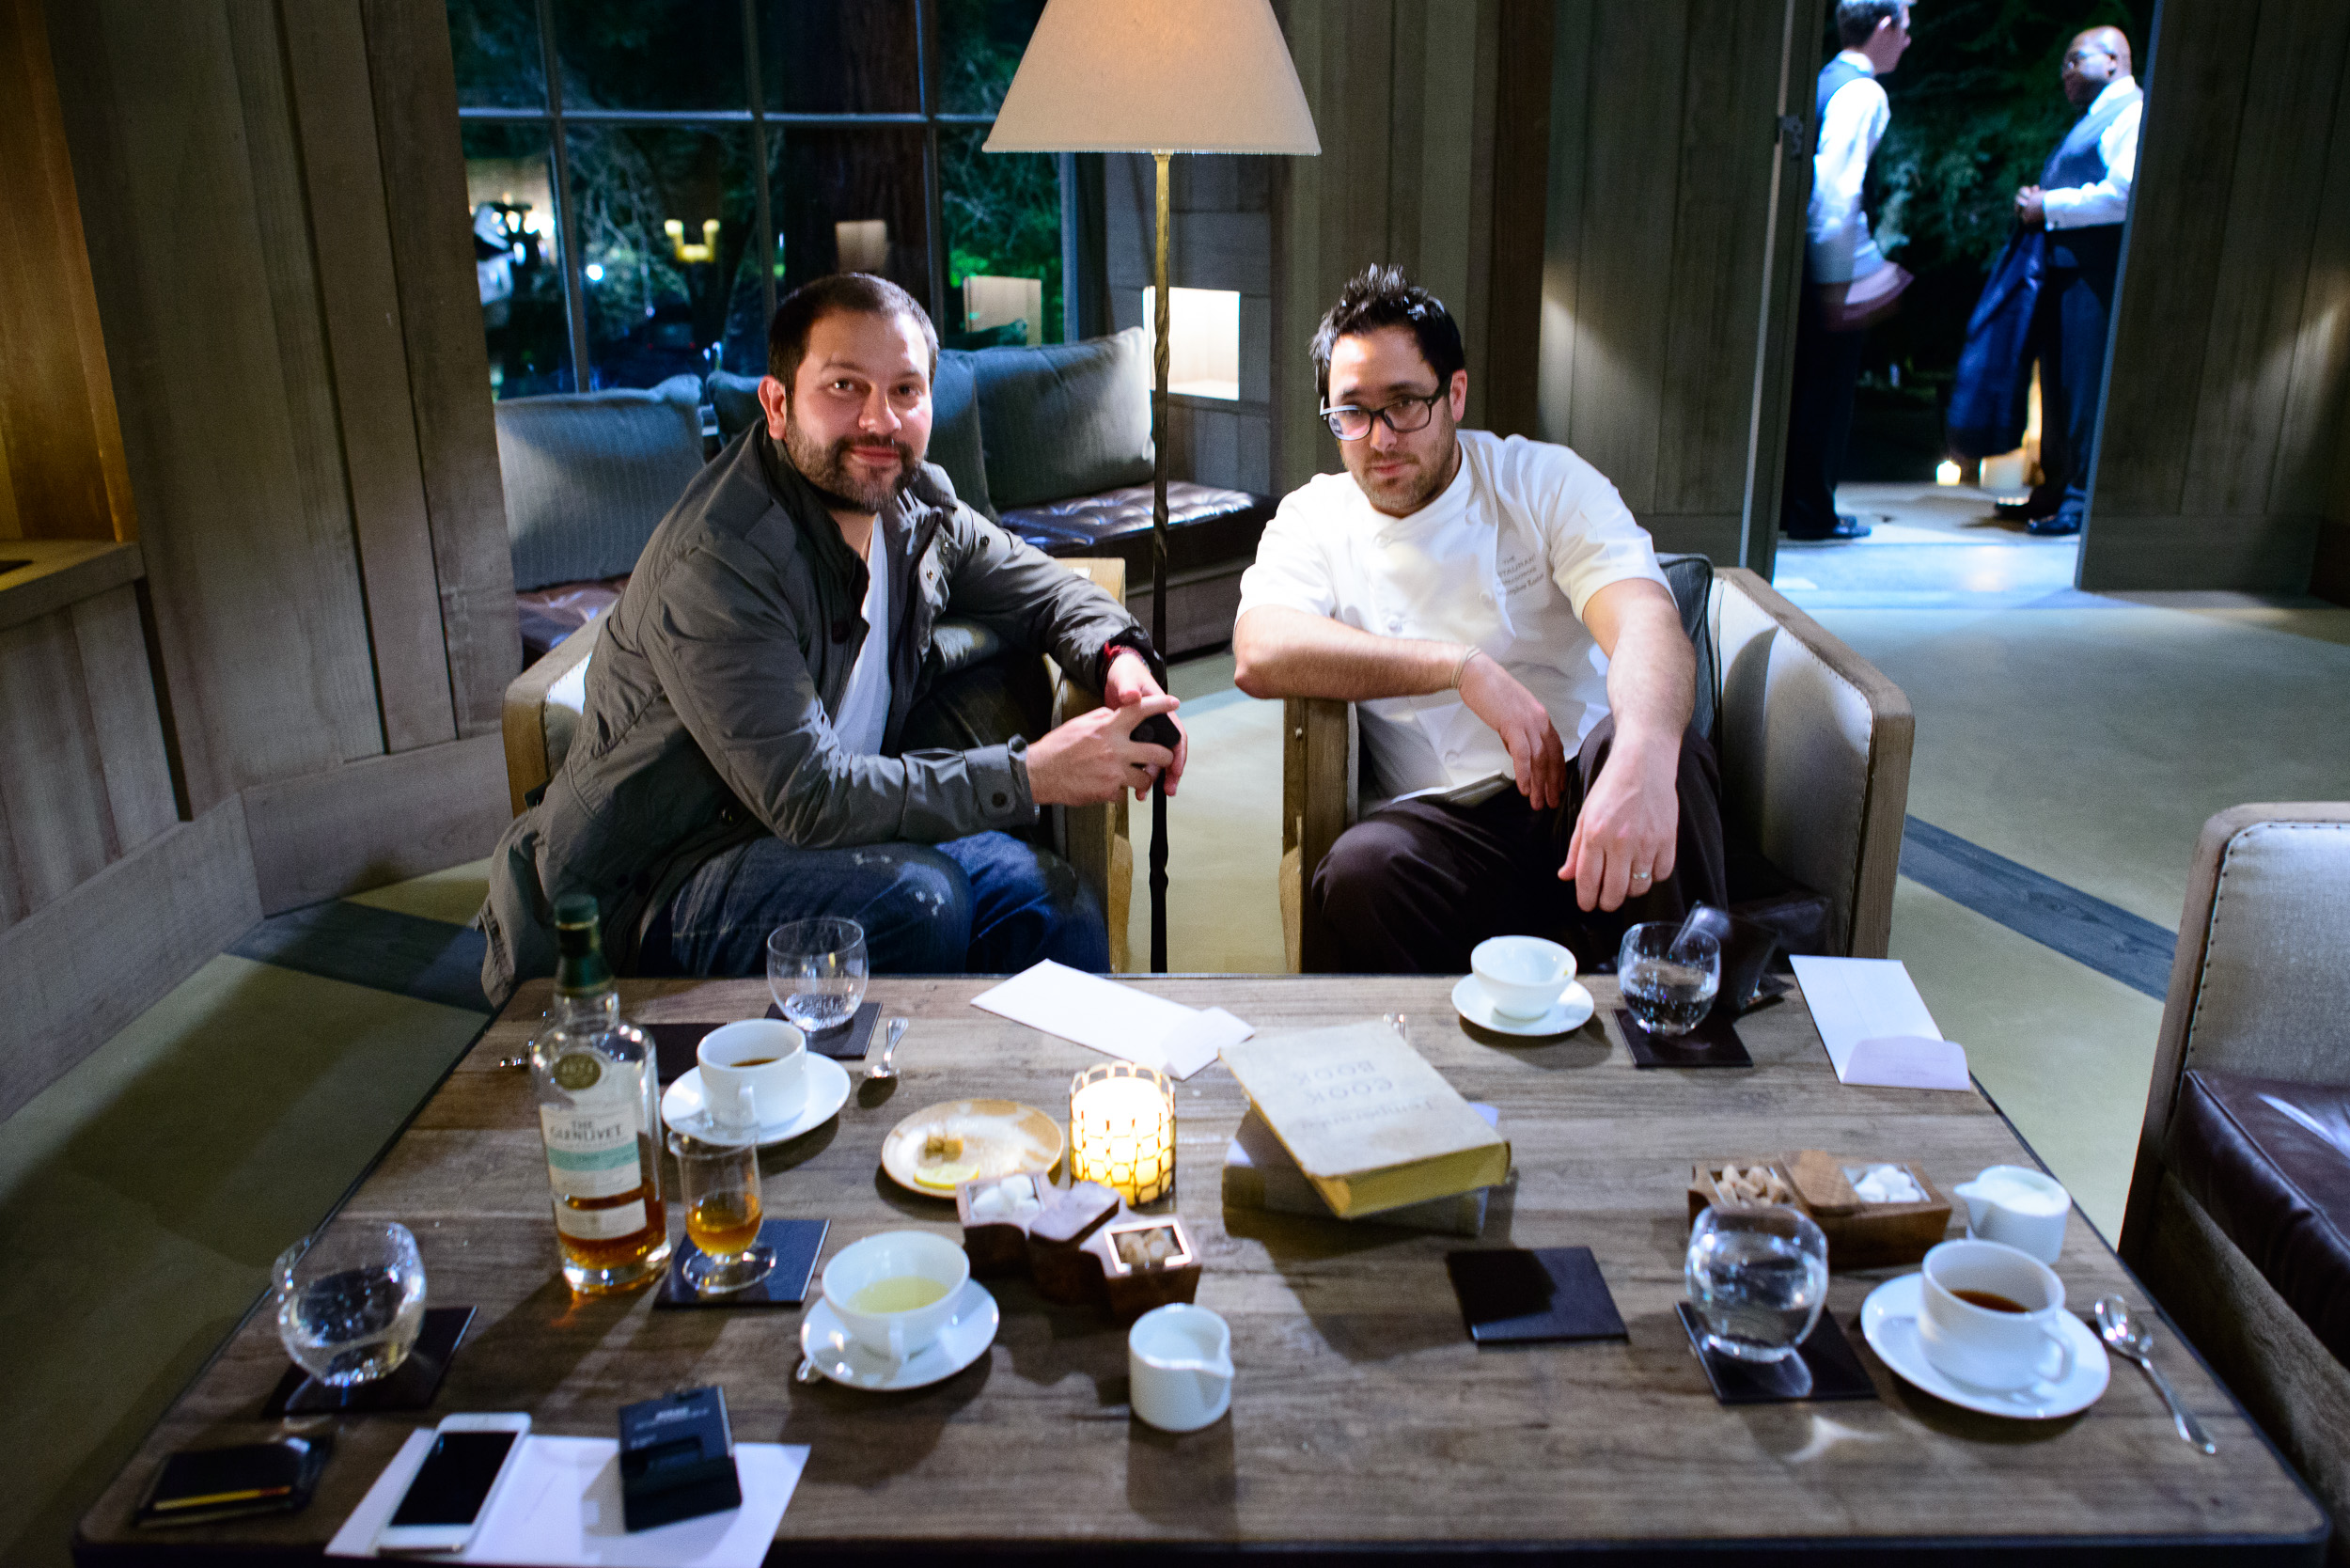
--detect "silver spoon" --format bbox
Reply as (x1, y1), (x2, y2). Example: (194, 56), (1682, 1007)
(868, 1017), (908, 1081)
(2094, 1295), (2217, 1453)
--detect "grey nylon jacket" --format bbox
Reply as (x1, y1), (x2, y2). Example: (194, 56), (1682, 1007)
(478, 430), (1146, 1005)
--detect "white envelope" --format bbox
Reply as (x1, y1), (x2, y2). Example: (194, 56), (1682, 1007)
(969, 960), (1251, 1079)
(1788, 955), (1971, 1091)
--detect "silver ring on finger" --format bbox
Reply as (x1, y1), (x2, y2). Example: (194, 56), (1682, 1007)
(1630, 870), (1653, 885)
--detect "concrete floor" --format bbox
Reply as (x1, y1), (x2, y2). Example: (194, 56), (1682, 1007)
(6, 478), (2345, 1563)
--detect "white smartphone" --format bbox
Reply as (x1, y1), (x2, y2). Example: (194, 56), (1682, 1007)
(375, 1413), (531, 1555)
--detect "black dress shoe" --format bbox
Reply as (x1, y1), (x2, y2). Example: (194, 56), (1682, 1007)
(1995, 482), (2064, 523)
(1785, 513), (1873, 541)
(2027, 511), (2082, 537)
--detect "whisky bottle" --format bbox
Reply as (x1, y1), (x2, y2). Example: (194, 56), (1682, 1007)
(532, 895), (669, 1294)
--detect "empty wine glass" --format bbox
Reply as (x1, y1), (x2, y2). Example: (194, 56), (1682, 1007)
(767, 918), (868, 1036)
(1685, 1205), (1828, 1364)
(274, 1221), (427, 1387)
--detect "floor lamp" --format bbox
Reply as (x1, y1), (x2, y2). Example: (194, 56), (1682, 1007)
(985, 0), (1319, 972)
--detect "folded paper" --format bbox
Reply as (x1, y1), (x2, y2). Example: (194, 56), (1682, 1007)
(970, 960), (1250, 1080)
(1788, 956), (1971, 1091)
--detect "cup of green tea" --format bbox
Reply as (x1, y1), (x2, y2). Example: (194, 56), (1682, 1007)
(821, 1230), (969, 1364)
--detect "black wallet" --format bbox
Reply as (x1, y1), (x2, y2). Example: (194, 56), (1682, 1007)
(135, 1435), (331, 1528)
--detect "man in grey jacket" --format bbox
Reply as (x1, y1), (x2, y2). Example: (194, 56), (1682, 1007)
(480, 274), (1182, 1004)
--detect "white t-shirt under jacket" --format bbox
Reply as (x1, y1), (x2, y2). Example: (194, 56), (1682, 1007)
(1236, 429), (1669, 804)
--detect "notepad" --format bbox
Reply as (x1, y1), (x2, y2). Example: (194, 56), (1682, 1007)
(970, 960), (1251, 1080)
(1788, 955), (1971, 1091)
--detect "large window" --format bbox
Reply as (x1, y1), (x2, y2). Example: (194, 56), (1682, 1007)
(449, 0), (1062, 397)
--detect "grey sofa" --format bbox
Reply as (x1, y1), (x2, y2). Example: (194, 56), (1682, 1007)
(2119, 803), (2350, 1559)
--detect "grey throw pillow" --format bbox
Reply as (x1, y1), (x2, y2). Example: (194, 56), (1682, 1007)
(707, 368), (763, 444)
(709, 360), (995, 522)
(969, 327), (1153, 510)
(494, 379), (705, 590)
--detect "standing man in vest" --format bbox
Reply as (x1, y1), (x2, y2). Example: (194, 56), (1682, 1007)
(1780, 1), (1911, 542)
(2004, 26), (2142, 536)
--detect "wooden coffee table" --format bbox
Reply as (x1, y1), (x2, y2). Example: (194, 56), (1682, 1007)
(75, 975), (2327, 1563)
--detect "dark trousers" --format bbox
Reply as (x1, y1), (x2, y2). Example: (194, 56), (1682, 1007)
(2030, 226), (2122, 522)
(1311, 715), (1729, 975)
(1779, 288), (1870, 539)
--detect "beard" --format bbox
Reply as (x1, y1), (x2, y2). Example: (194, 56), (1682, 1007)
(781, 409), (917, 514)
(1346, 425), (1460, 516)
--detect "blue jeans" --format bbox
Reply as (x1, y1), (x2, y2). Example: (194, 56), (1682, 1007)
(647, 832), (1108, 976)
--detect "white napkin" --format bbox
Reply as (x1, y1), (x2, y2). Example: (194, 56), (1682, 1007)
(969, 960), (1251, 1079)
(328, 1431), (806, 1566)
(1788, 955), (1971, 1091)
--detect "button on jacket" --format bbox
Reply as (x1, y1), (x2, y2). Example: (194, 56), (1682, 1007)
(479, 429), (1147, 1004)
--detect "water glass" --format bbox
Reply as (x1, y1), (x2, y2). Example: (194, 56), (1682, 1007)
(767, 917), (869, 1035)
(274, 1221), (427, 1387)
(669, 1130), (774, 1294)
(1684, 1204), (1829, 1364)
(1618, 921), (1720, 1036)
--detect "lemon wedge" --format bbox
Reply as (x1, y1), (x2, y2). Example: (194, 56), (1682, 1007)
(914, 1159), (979, 1190)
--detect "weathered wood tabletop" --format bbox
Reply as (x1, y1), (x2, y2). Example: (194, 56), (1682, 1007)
(76, 975), (2326, 1563)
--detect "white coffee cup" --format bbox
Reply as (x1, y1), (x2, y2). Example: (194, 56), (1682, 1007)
(1916, 1239), (2076, 1391)
(697, 1019), (807, 1131)
(1951, 1164), (2071, 1263)
(821, 1230), (969, 1365)
(1128, 1303), (1234, 1433)
(1470, 935), (1577, 1019)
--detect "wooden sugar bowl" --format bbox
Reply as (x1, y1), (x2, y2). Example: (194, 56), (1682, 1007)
(955, 1176), (1202, 1320)
(1687, 1151), (1952, 1271)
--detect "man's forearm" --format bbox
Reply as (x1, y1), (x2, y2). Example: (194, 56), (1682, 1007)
(1601, 601), (1695, 756)
(1231, 605), (1467, 701)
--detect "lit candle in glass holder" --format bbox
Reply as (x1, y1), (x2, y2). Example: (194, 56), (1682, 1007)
(1069, 1062), (1174, 1204)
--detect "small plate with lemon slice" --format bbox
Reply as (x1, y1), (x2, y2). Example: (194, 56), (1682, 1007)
(882, 1099), (1063, 1198)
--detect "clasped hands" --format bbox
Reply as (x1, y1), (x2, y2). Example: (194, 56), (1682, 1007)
(1456, 651), (1679, 912)
(1026, 649), (1189, 807)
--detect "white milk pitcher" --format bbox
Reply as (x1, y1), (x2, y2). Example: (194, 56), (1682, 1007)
(1951, 1165), (2070, 1263)
(1128, 1304), (1234, 1433)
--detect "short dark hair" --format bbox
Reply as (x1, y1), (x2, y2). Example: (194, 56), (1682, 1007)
(1836, 0), (1904, 50)
(1309, 264), (1465, 409)
(766, 273), (939, 391)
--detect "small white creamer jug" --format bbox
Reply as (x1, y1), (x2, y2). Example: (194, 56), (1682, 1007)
(1951, 1164), (2070, 1263)
(1128, 1304), (1234, 1433)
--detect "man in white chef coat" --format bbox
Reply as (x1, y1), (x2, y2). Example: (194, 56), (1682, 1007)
(1231, 265), (1727, 973)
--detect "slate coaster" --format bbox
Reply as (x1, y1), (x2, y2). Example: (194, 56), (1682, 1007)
(1675, 1302), (1877, 1403)
(648, 1003), (879, 1084)
(1445, 1247), (1627, 1344)
(766, 1000), (881, 1063)
(1615, 1007), (1753, 1069)
(259, 1306), (475, 1418)
(654, 1218), (829, 1309)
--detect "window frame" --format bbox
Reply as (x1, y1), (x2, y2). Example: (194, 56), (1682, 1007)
(457, 0), (1058, 393)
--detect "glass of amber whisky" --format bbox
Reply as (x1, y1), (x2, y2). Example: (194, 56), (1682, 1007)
(669, 1129), (774, 1294)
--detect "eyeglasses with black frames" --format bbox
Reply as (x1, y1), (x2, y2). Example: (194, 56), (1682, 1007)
(1321, 387), (1447, 442)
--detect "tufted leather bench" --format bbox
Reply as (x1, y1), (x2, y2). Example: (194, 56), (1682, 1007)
(1000, 481), (1272, 658)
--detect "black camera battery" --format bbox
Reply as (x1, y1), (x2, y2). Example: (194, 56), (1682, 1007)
(619, 1386), (742, 1532)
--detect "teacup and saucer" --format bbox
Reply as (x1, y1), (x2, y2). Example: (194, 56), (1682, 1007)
(796, 1230), (998, 1390)
(663, 1018), (853, 1145)
(1452, 935), (1594, 1036)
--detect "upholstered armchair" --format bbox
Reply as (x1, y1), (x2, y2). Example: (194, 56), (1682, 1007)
(1277, 561), (1914, 971)
(502, 558), (1136, 972)
(2119, 803), (2350, 1549)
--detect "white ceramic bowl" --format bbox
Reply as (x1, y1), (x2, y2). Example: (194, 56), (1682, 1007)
(821, 1230), (970, 1364)
(1469, 935), (1577, 1019)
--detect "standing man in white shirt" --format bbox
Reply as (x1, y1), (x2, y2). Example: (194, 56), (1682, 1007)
(1230, 266), (1727, 974)
(2004, 26), (2142, 536)
(1781, 0), (1912, 542)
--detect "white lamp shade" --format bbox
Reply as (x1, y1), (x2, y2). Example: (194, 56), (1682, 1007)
(982, 0), (1320, 156)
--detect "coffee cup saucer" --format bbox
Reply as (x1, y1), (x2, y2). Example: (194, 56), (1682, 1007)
(1451, 974), (1595, 1037)
(663, 1054), (851, 1146)
(1858, 1273), (2108, 1419)
(798, 1279), (999, 1390)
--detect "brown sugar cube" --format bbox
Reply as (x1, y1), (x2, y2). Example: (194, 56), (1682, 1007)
(1084, 1216), (1202, 1323)
(1026, 1181), (1123, 1304)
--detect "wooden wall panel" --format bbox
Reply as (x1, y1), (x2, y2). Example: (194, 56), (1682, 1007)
(1484, 0), (1556, 439)
(2265, 18), (2350, 522)
(45, 0), (366, 810)
(241, 731), (508, 915)
(363, 0), (520, 738)
(0, 607), (118, 916)
(0, 798), (260, 1122)
(69, 583), (177, 858)
(277, 0), (462, 755)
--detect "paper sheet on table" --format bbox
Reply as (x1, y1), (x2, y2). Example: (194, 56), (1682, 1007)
(969, 959), (1251, 1079)
(1788, 955), (1971, 1091)
(327, 1431), (806, 1566)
